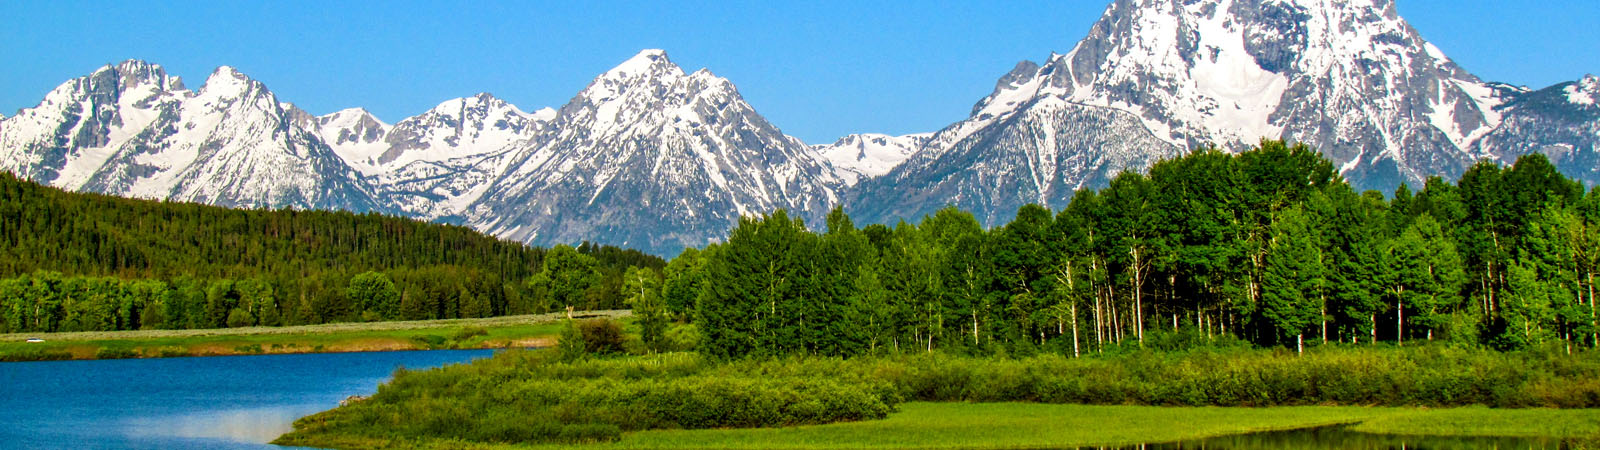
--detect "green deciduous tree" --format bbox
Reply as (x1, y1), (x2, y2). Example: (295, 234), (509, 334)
(1260, 207), (1324, 352)
(347, 271), (400, 321)
(624, 266), (667, 353)
(531, 245), (602, 316)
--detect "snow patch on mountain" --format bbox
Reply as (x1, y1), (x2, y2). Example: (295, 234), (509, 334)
(813, 132), (929, 185)
(1568, 76), (1599, 106)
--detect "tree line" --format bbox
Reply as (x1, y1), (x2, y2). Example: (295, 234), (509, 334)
(0, 172), (663, 333)
(646, 140), (1598, 358)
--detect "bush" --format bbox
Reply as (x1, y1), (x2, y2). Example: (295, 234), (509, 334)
(665, 323), (700, 351)
(225, 308), (255, 328)
(452, 326), (489, 342)
(412, 335), (448, 349)
(577, 318), (626, 355)
(558, 320), (586, 361)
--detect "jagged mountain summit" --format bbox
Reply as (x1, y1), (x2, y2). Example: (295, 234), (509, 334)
(0, 52), (851, 255)
(467, 50), (845, 255)
(316, 93), (557, 220)
(0, 61), (379, 210)
(5, 0), (1597, 255)
(850, 0), (1600, 226)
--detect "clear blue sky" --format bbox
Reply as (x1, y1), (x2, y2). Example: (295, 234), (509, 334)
(2, 1), (1596, 144)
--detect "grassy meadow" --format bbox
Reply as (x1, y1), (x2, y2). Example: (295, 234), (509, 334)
(277, 402), (1600, 450)
(273, 323), (1600, 449)
(0, 310), (628, 361)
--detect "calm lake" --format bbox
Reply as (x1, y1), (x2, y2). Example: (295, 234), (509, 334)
(0, 349), (494, 449)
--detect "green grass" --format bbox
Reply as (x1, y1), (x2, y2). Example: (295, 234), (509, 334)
(600, 403), (1388, 449)
(270, 345), (1600, 449)
(1349, 406), (1600, 438)
(279, 403), (1600, 450)
(0, 310), (628, 360)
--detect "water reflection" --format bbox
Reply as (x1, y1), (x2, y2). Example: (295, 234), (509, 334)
(1076, 425), (1566, 450)
(123, 405), (316, 444)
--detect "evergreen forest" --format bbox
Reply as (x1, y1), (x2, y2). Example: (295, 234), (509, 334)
(653, 140), (1600, 358)
(0, 171), (663, 333)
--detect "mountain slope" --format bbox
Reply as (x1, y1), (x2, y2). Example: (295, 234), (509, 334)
(1473, 75), (1600, 183)
(0, 61), (379, 210)
(320, 94), (556, 220)
(467, 50), (844, 255)
(850, 0), (1598, 226)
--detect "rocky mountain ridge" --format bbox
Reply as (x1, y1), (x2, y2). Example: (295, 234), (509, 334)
(3, 0), (1597, 253)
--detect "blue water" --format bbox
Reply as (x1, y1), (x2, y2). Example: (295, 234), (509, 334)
(0, 349), (495, 449)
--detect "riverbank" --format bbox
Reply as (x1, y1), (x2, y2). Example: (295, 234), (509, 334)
(0, 310), (628, 361)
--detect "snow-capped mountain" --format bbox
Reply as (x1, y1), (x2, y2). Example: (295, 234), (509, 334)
(0, 60), (378, 210)
(1474, 75), (1600, 182)
(318, 93), (556, 220)
(812, 133), (929, 186)
(851, 0), (1599, 226)
(0, 53), (844, 255)
(6, 0), (1597, 255)
(467, 50), (844, 255)
(315, 107), (391, 172)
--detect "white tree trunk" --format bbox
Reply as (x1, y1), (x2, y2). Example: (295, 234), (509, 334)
(1071, 302), (1080, 358)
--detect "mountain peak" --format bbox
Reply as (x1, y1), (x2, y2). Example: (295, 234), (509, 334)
(202, 65), (264, 97)
(107, 59), (163, 76)
(602, 49), (682, 81)
(80, 59), (183, 93)
(319, 107), (389, 129)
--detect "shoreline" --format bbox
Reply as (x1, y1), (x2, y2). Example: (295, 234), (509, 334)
(0, 310), (625, 361)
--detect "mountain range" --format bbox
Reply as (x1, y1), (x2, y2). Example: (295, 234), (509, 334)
(3, 0), (1597, 256)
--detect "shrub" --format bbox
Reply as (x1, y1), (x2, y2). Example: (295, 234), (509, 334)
(665, 323), (700, 352)
(577, 318), (626, 355)
(412, 335), (448, 349)
(557, 320), (586, 361)
(452, 326), (489, 342)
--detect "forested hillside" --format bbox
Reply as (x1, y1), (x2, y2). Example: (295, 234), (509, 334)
(0, 172), (662, 333)
(664, 141), (1600, 358)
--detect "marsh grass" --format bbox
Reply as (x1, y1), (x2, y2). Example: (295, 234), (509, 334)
(275, 351), (897, 447)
